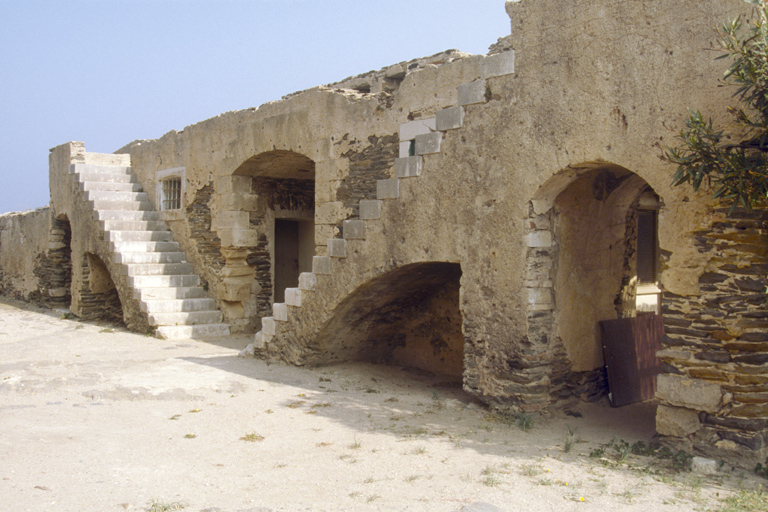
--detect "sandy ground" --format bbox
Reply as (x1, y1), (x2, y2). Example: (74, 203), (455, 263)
(0, 297), (763, 512)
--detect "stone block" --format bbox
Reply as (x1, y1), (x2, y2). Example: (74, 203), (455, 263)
(343, 220), (365, 240)
(314, 224), (338, 247)
(215, 175), (252, 195)
(328, 238), (347, 258)
(691, 457), (719, 475)
(315, 201), (344, 225)
(656, 404), (701, 437)
(359, 200), (381, 220)
(220, 265), (254, 278)
(657, 374), (723, 413)
(525, 231), (552, 248)
(273, 303), (288, 321)
(298, 272), (316, 291)
(399, 118), (436, 141)
(458, 79), (487, 106)
(218, 279), (251, 302)
(399, 140), (412, 158)
(262, 316), (276, 335)
(285, 288), (302, 307)
(377, 179), (400, 199)
(436, 106), (465, 131)
(219, 228), (259, 248)
(384, 63), (405, 79)
(313, 256), (332, 275)
(395, 156), (422, 178)
(415, 132), (442, 155)
(48, 287), (68, 298)
(219, 193), (259, 211)
(528, 287), (553, 305)
(482, 50), (515, 78)
(214, 211), (250, 230)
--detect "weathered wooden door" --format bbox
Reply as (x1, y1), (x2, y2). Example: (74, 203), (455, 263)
(599, 313), (663, 407)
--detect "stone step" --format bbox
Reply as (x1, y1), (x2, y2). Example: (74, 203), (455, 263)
(115, 252), (186, 264)
(140, 298), (217, 313)
(75, 172), (136, 184)
(85, 190), (149, 202)
(123, 262), (194, 276)
(95, 210), (160, 221)
(148, 310), (223, 327)
(128, 274), (200, 288)
(133, 286), (207, 301)
(110, 241), (180, 253)
(81, 181), (143, 192)
(105, 230), (173, 242)
(72, 163), (132, 175)
(155, 323), (230, 339)
(101, 219), (167, 232)
(89, 200), (153, 211)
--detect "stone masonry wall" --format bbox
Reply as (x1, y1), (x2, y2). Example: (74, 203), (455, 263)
(657, 207), (768, 468)
(336, 134), (398, 227)
(32, 216), (72, 309)
(187, 183), (226, 281)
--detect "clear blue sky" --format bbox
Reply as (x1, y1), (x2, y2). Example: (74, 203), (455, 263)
(0, 0), (510, 214)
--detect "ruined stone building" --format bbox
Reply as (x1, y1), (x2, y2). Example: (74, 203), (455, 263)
(1, 0), (766, 468)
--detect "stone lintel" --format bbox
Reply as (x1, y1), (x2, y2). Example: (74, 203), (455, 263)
(399, 118), (436, 141)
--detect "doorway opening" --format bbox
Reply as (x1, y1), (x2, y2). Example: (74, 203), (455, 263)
(274, 218), (314, 303)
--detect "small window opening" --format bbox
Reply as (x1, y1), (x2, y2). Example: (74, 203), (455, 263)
(161, 177), (182, 210)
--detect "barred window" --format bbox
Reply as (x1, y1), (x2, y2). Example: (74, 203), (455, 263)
(161, 177), (182, 210)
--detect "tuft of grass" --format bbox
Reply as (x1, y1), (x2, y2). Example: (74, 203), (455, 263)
(183, 433), (196, 439)
(715, 490), (768, 512)
(564, 425), (581, 453)
(99, 327), (115, 333)
(405, 474), (421, 483)
(520, 463), (543, 477)
(145, 500), (186, 511)
(350, 438), (362, 449)
(240, 432), (264, 442)
(168, 414), (181, 421)
(286, 401), (305, 408)
(311, 402), (332, 408)
(514, 412), (535, 432)
(363, 476), (375, 484)
(366, 495), (381, 503)
(413, 446), (427, 455)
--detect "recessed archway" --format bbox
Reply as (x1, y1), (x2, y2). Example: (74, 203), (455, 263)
(232, 150), (316, 309)
(312, 262), (465, 381)
(527, 162), (662, 403)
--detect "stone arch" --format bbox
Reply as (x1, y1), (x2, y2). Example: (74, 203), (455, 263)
(73, 252), (123, 324)
(526, 162), (662, 401)
(312, 262), (465, 381)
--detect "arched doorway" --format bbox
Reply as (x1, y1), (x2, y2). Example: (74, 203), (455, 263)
(527, 162), (662, 404)
(312, 262), (465, 381)
(231, 150), (316, 309)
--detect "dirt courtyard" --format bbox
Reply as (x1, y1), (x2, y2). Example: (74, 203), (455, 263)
(0, 297), (762, 512)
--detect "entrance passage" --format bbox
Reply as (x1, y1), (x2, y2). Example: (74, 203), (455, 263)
(274, 219), (313, 303)
(313, 262), (464, 380)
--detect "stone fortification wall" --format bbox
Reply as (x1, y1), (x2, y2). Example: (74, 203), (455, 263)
(657, 208), (768, 467)
(0, 208), (53, 303)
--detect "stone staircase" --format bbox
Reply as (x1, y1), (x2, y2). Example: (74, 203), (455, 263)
(73, 162), (230, 339)
(241, 50), (515, 360)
